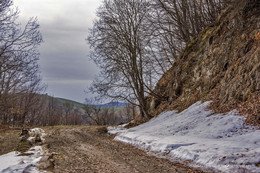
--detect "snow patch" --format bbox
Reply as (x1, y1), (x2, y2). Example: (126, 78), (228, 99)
(107, 123), (128, 135)
(109, 101), (260, 172)
(28, 128), (46, 143)
(0, 146), (45, 173)
(0, 128), (49, 173)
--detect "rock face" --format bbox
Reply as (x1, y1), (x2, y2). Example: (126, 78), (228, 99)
(148, 0), (260, 124)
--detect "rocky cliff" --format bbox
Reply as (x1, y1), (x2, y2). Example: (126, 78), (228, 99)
(148, 0), (260, 125)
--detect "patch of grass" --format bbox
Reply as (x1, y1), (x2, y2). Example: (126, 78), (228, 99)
(96, 126), (108, 134)
(42, 125), (77, 130)
(16, 140), (32, 153)
(0, 129), (20, 155)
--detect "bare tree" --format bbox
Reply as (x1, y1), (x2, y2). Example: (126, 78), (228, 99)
(88, 0), (157, 120)
(87, 0), (229, 121)
(83, 104), (102, 125)
(70, 110), (83, 125)
(63, 102), (74, 125)
(0, 0), (44, 126)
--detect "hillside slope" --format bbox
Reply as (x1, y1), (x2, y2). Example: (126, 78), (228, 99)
(148, 0), (260, 125)
(55, 97), (85, 109)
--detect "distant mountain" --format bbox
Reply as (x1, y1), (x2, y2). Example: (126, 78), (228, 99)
(54, 97), (85, 108)
(92, 101), (128, 108)
(35, 95), (132, 125)
(52, 97), (127, 109)
(52, 97), (86, 114)
(39, 95), (86, 114)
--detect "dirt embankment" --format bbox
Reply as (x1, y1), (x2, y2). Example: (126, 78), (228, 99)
(43, 126), (204, 173)
(147, 0), (260, 125)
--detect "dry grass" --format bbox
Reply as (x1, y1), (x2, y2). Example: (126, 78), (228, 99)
(0, 128), (20, 155)
(207, 91), (260, 126)
(238, 93), (260, 126)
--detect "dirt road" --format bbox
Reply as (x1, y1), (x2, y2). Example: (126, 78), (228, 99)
(44, 126), (204, 173)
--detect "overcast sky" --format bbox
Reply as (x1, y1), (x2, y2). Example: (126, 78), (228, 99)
(14, 0), (102, 103)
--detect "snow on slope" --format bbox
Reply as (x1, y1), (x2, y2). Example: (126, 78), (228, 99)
(108, 101), (260, 172)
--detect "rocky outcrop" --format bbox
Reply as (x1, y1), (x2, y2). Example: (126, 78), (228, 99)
(148, 0), (260, 124)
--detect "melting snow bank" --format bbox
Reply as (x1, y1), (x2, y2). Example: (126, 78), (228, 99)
(108, 101), (260, 173)
(0, 146), (45, 173)
(0, 128), (52, 173)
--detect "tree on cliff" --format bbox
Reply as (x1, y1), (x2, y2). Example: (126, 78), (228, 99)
(148, 0), (226, 67)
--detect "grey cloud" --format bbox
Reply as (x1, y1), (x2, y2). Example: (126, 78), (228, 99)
(46, 79), (93, 103)
(15, 0), (102, 103)
(41, 58), (98, 81)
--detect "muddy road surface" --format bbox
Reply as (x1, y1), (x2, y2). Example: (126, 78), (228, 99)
(44, 126), (204, 173)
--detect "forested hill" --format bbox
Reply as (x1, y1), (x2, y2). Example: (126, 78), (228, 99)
(91, 102), (128, 108)
(147, 0), (260, 125)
